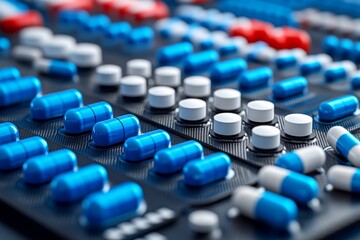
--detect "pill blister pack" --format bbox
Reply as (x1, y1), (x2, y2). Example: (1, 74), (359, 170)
(1, 0), (360, 240)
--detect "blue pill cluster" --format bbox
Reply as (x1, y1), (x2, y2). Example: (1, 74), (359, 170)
(323, 36), (360, 64)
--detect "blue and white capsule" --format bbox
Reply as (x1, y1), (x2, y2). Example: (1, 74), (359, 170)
(0, 136), (48, 170)
(23, 149), (77, 184)
(327, 165), (360, 192)
(272, 76), (308, 100)
(35, 59), (77, 78)
(184, 50), (219, 75)
(327, 126), (360, 167)
(299, 54), (332, 76)
(218, 37), (247, 57)
(318, 95), (358, 122)
(245, 43), (277, 63)
(0, 122), (19, 145)
(64, 101), (113, 134)
(157, 42), (194, 66)
(199, 31), (228, 50)
(238, 67), (272, 90)
(51, 164), (108, 203)
(182, 24), (209, 46)
(154, 140), (203, 175)
(259, 166), (319, 205)
(123, 130), (171, 162)
(155, 18), (189, 40)
(0, 67), (20, 81)
(210, 58), (247, 83)
(183, 152), (231, 187)
(82, 182), (144, 228)
(0, 76), (41, 107)
(324, 61), (356, 83)
(232, 186), (299, 231)
(31, 89), (83, 120)
(92, 114), (140, 147)
(275, 49), (306, 71)
(276, 146), (326, 174)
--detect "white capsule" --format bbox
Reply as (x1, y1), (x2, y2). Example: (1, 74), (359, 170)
(148, 86), (175, 109)
(275, 146), (326, 173)
(96, 65), (122, 86)
(179, 98), (207, 121)
(327, 165), (360, 192)
(42, 35), (76, 59)
(120, 76), (147, 98)
(213, 88), (241, 111)
(247, 100), (274, 123)
(155, 67), (181, 87)
(213, 113), (242, 136)
(252, 126), (280, 150)
(184, 76), (211, 98)
(69, 43), (102, 68)
(126, 59), (152, 78)
(19, 27), (52, 48)
(13, 46), (42, 62)
(284, 113), (313, 137)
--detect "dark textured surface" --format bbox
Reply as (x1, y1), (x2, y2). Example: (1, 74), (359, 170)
(1, 14), (360, 240)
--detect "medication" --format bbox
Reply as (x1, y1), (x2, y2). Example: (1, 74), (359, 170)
(210, 58), (247, 83)
(272, 76), (308, 100)
(327, 165), (360, 192)
(0, 67), (20, 82)
(239, 67), (272, 90)
(34, 59), (77, 78)
(0, 122), (19, 145)
(318, 95), (358, 122)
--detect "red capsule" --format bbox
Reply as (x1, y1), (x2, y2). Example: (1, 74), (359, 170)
(0, 11), (43, 34)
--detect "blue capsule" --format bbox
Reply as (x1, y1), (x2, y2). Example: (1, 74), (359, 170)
(272, 76), (308, 100)
(322, 35), (339, 58)
(337, 39), (354, 60)
(154, 140), (203, 174)
(324, 61), (356, 83)
(0, 67), (20, 81)
(259, 166), (319, 205)
(183, 152), (231, 187)
(36, 59), (77, 78)
(0, 37), (10, 51)
(58, 10), (89, 31)
(275, 50), (305, 70)
(0, 137), (48, 170)
(239, 67), (272, 90)
(157, 42), (194, 66)
(126, 27), (154, 47)
(31, 89), (83, 120)
(123, 130), (171, 162)
(0, 122), (19, 145)
(81, 14), (111, 34)
(184, 50), (219, 75)
(92, 114), (140, 147)
(104, 22), (132, 43)
(51, 164), (108, 203)
(351, 42), (360, 64)
(64, 101), (113, 134)
(23, 149), (77, 184)
(82, 182), (144, 228)
(318, 95), (358, 122)
(210, 58), (247, 83)
(0, 76), (41, 107)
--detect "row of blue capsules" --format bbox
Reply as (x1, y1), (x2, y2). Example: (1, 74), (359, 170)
(57, 10), (154, 51)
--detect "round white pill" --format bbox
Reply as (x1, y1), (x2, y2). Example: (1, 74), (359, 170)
(155, 67), (181, 87)
(179, 98), (207, 121)
(120, 75), (147, 97)
(213, 88), (241, 111)
(42, 35), (76, 59)
(284, 114), (313, 137)
(247, 100), (274, 123)
(69, 43), (102, 68)
(148, 86), (175, 109)
(184, 76), (211, 98)
(214, 113), (242, 136)
(127, 59), (151, 78)
(252, 126), (280, 150)
(188, 210), (219, 234)
(96, 65), (122, 86)
(19, 27), (52, 48)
